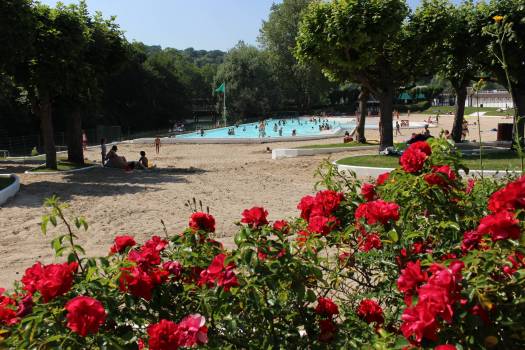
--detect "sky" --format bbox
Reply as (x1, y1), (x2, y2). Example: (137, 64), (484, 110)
(39, 0), (426, 51)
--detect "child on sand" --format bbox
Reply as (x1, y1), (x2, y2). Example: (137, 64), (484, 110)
(137, 151), (148, 169)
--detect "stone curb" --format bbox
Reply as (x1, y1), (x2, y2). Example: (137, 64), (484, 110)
(0, 174), (20, 206)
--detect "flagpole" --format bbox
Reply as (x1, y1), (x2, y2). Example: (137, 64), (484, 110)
(223, 83), (227, 126)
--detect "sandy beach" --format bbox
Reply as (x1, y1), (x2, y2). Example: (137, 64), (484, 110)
(0, 113), (511, 287)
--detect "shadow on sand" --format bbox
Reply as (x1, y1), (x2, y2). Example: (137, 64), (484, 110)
(1, 166), (206, 208)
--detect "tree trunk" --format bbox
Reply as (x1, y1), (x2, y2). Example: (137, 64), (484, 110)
(511, 85), (525, 145)
(67, 109), (84, 165)
(451, 85), (467, 143)
(356, 87), (368, 143)
(34, 90), (57, 169)
(378, 88), (394, 150)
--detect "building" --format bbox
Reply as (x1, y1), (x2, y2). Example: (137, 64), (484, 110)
(465, 89), (514, 108)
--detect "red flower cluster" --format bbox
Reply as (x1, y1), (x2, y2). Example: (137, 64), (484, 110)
(189, 212), (216, 232)
(503, 252), (525, 275)
(0, 289), (18, 326)
(357, 299), (384, 325)
(162, 261), (183, 279)
(477, 210), (520, 241)
(241, 207), (269, 228)
(120, 236), (170, 300)
(128, 236), (168, 268)
(397, 260), (428, 306)
(297, 190), (344, 220)
(198, 253), (238, 291)
(435, 345), (457, 350)
(272, 220), (290, 234)
(376, 172), (390, 186)
(400, 141), (431, 173)
(400, 260), (464, 344)
(315, 297), (339, 317)
(147, 314), (208, 350)
(355, 200), (400, 225)
(461, 230), (484, 252)
(315, 295), (339, 343)
(307, 215), (339, 236)
(424, 165), (456, 187)
(109, 235), (136, 255)
(119, 266), (169, 300)
(361, 183), (377, 201)
(65, 296), (106, 337)
(488, 175), (525, 212)
(22, 262), (78, 302)
(358, 233), (382, 252)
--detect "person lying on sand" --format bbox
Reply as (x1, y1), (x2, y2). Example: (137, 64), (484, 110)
(105, 145), (129, 169)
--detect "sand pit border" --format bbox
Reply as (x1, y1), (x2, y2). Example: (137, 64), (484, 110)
(24, 164), (99, 175)
(272, 145), (378, 160)
(0, 174), (20, 205)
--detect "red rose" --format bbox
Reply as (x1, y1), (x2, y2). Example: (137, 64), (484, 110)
(461, 230), (484, 252)
(503, 252), (525, 275)
(397, 260), (428, 303)
(357, 299), (384, 325)
(148, 319), (180, 350)
(144, 236), (168, 252)
(296, 230), (310, 246)
(119, 266), (168, 300)
(376, 172), (390, 186)
(307, 215), (339, 236)
(424, 165), (456, 187)
(241, 207), (269, 228)
(65, 296), (106, 337)
(21, 262), (78, 302)
(15, 294), (33, 318)
(310, 190), (344, 217)
(318, 318), (337, 343)
(488, 175), (525, 212)
(401, 301), (439, 343)
(198, 253), (238, 292)
(297, 195), (315, 220)
(466, 178), (475, 194)
(0, 289), (18, 326)
(361, 183), (377, 201)
(400, 141), (431, 173)
(147, 316), (208, 350)
(355, 200), (400, 225)
(176, 314), (208, 347)
(315, 297), (339, 317)
(110, 235), (136, 254)
(477, 210), (521, 241)
(162, 261), (183, 279)
(435, 345), (457, 350)
(272, 220), (290, 234)
(358, 233), (382, 252)
(189, 212), (216, 232)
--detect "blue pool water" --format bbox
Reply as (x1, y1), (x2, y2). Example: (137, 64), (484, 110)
(176, 117), (356, 139)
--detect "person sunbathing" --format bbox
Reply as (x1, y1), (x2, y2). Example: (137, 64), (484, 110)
(105, 145), (129, 169)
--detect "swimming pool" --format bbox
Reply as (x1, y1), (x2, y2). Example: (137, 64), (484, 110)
(175, 117), (354, 140)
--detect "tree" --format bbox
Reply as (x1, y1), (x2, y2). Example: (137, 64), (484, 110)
(413, 0), (483, 143)
(259, 0), (333, 112)
(296, 0), (425, 149)
(478, 0), (525, 143)
(214, 42), (278, 120)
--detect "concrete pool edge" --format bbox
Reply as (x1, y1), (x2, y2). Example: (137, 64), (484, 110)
(131, 133), (345, 144)
(0, 174), (20, 206)
(272, 145), (378, 160)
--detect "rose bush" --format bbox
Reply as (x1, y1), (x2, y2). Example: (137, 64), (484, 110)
(0, 138), (523, 349)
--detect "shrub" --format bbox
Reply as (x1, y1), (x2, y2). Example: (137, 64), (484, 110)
(0, 138), (523, 349)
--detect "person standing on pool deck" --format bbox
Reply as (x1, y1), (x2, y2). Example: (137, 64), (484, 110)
(154, 136), (161, 155)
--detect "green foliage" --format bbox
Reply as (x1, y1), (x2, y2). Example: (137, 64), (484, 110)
(214, 42), (279, 119)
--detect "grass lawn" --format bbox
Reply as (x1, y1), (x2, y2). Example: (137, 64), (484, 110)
(30, 160), (94, 173)
(422, 106), (513, 117)
(337, 152), (524, 171)
(0, 176), (15, 190)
